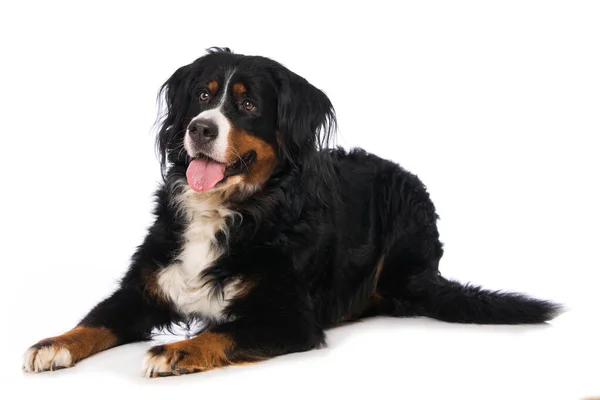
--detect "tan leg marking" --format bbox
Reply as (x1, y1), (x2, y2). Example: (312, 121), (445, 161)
(23, 326), (117, 373)
(343, 256), (386, 322)
(143, 331), (237, 378)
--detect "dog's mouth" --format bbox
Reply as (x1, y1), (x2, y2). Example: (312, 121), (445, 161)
(186, 151), (256, 192)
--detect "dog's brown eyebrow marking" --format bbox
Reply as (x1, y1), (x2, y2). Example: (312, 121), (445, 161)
(233, 82), (247, 98)
(207, 80), (219, 95)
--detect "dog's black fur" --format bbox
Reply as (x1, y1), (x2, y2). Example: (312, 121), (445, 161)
(24, 47), (561, 377)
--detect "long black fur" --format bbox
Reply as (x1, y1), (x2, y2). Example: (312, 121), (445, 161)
(28, 47), (562, 374)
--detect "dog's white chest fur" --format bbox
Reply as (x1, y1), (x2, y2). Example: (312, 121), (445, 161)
(157, 188), (237, 320)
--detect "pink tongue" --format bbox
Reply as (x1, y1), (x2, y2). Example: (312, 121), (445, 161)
(186, 159), (226, 192)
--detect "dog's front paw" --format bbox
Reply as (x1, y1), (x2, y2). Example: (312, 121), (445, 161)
(142, 344), (202, 378)
(22, 340), (73, 373)
(143, 332), (236, 378)
(22, 326), (118, 374)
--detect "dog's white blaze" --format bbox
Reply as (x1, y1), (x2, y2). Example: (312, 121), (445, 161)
(185, 70), (236, 163)
(22, 345), (72, 373)
(216, 69), (235, 108)
(157, 186), (239, 320)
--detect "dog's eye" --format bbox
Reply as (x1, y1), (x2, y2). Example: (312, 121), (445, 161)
(241, 100), (256, 112)
(199, 90), (211, 102)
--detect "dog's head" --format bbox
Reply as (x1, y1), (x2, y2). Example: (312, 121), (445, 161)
(157, 47), (335, 197)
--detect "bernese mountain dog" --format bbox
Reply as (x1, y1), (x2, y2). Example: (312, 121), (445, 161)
(22, 47), (562, 377)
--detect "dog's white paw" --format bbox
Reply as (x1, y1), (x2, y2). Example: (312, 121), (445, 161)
(142, 352), (171, 378)
(142, 344), (205, 378)
(22, 344), (73, 373)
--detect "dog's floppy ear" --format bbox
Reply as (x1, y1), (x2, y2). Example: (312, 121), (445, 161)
(156, 64), (191, 175)
(275, 69), (336, 164)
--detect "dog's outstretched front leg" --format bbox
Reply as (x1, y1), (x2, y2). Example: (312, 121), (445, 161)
(23, 284), (174, 373)
(143, 315), (325, 378)
(143, 253), (325, 378)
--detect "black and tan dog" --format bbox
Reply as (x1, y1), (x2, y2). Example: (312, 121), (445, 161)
(23, 47), (562, 377)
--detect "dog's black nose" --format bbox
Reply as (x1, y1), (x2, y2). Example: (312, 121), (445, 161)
(188, 119), (218, 143)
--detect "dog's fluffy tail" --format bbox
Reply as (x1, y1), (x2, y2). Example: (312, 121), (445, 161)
(420, 275), (563, 324)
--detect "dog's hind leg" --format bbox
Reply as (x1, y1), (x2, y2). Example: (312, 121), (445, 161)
(358, 236), (441, 319)
(370, 236), (561, 324)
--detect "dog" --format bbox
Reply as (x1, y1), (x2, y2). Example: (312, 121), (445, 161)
(22, 47), (562, 377)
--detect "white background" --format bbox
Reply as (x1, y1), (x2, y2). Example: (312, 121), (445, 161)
(1, 1), (598, 399)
